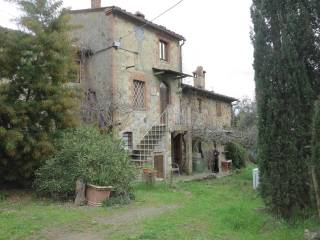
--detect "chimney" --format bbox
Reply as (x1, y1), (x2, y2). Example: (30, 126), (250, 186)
(91, 0), (101, 8)
(135, 11), (145, 19)
(193, 66), (206, 89)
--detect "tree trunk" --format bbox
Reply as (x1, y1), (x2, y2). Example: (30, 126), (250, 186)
(74, 179), (86, 206)
(311, 166), (320, 220)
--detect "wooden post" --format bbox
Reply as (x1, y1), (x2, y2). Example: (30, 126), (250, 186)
(185, 131), (193, 175)
(311, 166), (320, 220)
(186, 106), (193, 175)
(74, 179), (86, 206)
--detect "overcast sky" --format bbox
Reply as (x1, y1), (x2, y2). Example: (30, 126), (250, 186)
(0, 0), (255, 99)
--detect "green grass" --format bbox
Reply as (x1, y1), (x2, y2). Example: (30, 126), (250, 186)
(0, 167), (318, 240)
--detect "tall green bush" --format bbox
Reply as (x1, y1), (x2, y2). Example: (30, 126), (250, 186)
(34, 126), (137, 200)
(225, 142), (247, 169)
(251, 0), (320, 218)
(312, 100), (320, 178)
(0, 0), (79, 186)
(311, 99), (320, 217)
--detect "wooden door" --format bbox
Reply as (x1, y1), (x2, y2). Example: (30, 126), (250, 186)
(160, 82), (169, 113)
(160, 82), (169, 124)
(154, 154), (164, 178)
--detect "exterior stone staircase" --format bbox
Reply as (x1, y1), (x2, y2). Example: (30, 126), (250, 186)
(131, 110), (168, 165)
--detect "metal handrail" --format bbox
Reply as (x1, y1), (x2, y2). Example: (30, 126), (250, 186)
(132, 105), (191, 165)
(166, 105), (188, 126)
(138, 107), (169, 145)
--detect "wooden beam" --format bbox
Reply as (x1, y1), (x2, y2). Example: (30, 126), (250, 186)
(154, 71), (165, 75)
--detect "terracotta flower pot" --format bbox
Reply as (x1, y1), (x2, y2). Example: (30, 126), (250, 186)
(143, 168), (154, 174)
(86, 184), (113, 207)
(142, 169), (157, 186)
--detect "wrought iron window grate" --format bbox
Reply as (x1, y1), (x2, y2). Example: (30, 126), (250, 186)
(133, 80), (145, 110)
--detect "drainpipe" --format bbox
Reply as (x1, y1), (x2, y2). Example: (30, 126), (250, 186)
(179, 40), (185, 74)
(179, 39), (186, 89)
(179, 40), (186, 123)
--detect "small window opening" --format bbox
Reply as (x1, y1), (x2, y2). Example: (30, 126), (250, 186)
(122, 132), (133, 150)
(72, 58), (82, 83)
(159, 40), (168, 61)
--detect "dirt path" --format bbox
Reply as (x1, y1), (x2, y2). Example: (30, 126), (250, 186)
(96, 205), (176, 225)
(30, 205), (177, 240)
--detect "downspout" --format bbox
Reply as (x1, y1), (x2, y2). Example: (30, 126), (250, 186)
(179, 40), (185, 74)
(179, 39), (186, 122)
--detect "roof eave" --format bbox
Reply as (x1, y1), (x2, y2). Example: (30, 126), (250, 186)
(69, 6), (185, 41)
(153, 68), (192, 79)
(68, 7), (109, 14)
(106, 6), (186, 41)
(182, 84), (238, 103)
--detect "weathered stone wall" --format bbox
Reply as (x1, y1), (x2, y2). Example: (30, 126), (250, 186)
(69, 11), (114, 108)
(182, 92), (233, 173)
(182, 94), (233, 129)
(111, 14), (184, 176)
(112, 15), (182, 147)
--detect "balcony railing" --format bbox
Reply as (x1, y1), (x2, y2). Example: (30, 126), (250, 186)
(167, 105), (189, 127)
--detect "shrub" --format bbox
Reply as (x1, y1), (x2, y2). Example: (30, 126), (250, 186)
(0, 192), (8, 201)
(34, 126), (137, 200)
(225, 142), (247, 169)
(0, 1), (79, 187)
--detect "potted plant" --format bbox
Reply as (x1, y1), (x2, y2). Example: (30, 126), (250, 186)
(86, 183), (113, 207)
(85, 166), (113, 207)
(142, 162), (155, 174)
(142, 162), (157, 186)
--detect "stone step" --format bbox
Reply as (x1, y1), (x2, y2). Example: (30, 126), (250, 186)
(142, 134), (164, 141)
(152, 124), (166, 129)
(132, 149), (153, 153)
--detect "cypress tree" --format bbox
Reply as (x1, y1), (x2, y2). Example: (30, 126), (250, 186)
(251, 0), (320, 218)
(311, 100), (320, 219)
(0, 0), (79, 186)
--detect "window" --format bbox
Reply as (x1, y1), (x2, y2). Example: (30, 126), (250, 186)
(216, 102), (222, 117)
(198, 141), (203, 158)
(133, 80), (145, 110)
(122, 132), (133, 150)
(72, 58), (82, 83)
(159, 40), (168, 61)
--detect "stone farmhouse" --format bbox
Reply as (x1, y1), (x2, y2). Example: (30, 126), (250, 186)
(69, 0), (237, 179)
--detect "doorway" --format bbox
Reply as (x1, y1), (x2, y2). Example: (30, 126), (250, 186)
(172, 133), (183, 174)
(160, 81), (170, 113)
(154, 154), (164, 178)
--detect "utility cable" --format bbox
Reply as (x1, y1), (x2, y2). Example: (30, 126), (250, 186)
(0, 9), (17, 18)
(119, 0), (185, 41)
